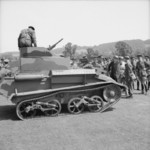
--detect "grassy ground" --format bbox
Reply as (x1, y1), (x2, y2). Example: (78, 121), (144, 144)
(0, 90), (150, 150)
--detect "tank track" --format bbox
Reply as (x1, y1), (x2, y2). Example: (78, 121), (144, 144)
(16, 84), (121, 120)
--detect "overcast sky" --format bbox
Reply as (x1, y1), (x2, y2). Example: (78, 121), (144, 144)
(0, 0), (149, 53)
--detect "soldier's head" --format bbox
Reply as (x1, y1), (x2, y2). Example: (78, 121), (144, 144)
(137, 54), (143, 62)
(28, 26), (35, 31)
(119, 56), (124, 62)
(4, 59), (9, 64)
(125, 56), (130, 63)
(131, 56), (136, 62)
(113, 55), (118, 62)
(145, 56), (150, 61)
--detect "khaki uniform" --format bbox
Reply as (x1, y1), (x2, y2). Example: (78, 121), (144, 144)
(18, 28), (37, 48)
(136, 61), (147, 94)
(119, 61), (126, 84)
(124, 62), (133, 96)
(108, 61), (120, 82)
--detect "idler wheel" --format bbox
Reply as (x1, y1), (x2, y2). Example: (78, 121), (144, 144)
(88, 96), (103, 112)
(103, 84), (121, 103)
(67, 97), (84, 114)
(16, 101), (37, 120)
(43, 99), (61, 117)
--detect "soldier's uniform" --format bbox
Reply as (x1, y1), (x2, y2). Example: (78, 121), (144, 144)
(18, 26), (37, 48)
(108, 56), (120, 82)
(124, 56), (133, 98)
(136, 55), (147, 94)
(131, 57), (137, 90)
(118, 56), (126, 84)
(144, 56), (150, 90)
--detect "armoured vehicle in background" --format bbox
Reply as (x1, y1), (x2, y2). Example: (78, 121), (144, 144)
(0, 43), (126, 120)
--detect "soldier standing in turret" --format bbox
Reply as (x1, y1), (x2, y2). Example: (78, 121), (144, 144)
(18, 26), (37, 48)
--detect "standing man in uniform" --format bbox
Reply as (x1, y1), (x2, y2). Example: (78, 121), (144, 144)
(144, 56), (150, 90)
(18, 26), (37, 48)
(136, 55), (147, 94)
(118, 56), (126, 84)
(124, 56), (133, 98)
(107, 55), (120, 82)
(131, 56), (137, 90)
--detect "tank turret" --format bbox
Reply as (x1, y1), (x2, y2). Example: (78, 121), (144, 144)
(19, 46), (70, 72)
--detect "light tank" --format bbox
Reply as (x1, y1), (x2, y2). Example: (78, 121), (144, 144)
(0, 44), (126, 120)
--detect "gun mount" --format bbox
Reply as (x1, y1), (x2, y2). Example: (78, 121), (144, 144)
(48, 38), (63, 51)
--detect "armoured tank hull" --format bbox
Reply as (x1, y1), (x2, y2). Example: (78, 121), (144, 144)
(0, 47), (125, 120)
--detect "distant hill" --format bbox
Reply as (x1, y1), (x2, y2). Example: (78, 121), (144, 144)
(1, 39), (150, 58)
(144, 39), (150, 45)
(53, 39), (149, 56)
(0, 51), (19, 60)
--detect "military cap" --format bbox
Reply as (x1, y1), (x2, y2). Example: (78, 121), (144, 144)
(82, 55), (87, 58)
(119, 56), (124, 59)
(4, 59), (9, 62)
(137, 54), (142, 57)
(131, 56), (135, 59)
(125, 56), (130, 59)
(28, 26), (35, 30)
(114, 55), (118, 59)
(98, 55), (103, 58)
(145, 55), (149, 58)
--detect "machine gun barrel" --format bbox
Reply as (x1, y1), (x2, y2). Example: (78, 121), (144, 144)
(48, 38), (63, 51)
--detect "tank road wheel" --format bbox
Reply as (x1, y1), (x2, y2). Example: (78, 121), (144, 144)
(88, 96), (103, 112)
(103, 84), (121, 103)
(67, 97), (84, 114)
(43, 100), (61, 117)
(16, 101), (37, 120)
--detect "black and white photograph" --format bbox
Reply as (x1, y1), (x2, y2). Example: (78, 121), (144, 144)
(0, 0), (150, 150)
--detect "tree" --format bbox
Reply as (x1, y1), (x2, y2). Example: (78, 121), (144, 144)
(63, 42), (77, 59)
(86, 48), (94, 59)
(115, 41), (133, 56)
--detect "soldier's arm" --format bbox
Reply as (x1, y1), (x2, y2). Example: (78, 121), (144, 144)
(18, 34), (21, 48)
(31, 31), (37, 47)
(107, 62), (112, 72)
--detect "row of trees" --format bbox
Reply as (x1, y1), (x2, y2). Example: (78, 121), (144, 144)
(62, 41), (150, 59)
(62, 42), (77, 59)
(62, 42), (100, 59)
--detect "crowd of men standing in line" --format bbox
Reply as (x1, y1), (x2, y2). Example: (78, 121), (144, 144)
(107, 55), (150, 98)
(71, 54), (150, 98)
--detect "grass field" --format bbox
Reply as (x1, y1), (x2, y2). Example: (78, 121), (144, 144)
(0, 90), (150, 150)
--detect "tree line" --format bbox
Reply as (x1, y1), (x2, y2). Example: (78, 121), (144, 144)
(62, 41), (150, 59)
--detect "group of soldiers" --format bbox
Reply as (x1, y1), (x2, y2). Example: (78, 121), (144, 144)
(107, 55), (150, 98)
(71, 54), (150, 98)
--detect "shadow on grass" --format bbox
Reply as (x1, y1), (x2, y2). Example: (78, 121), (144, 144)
(102, 107), (115, 113)
(0, 104), (116, 121)
(0, 105), (19, 121)
(133, 92), (143, 95)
